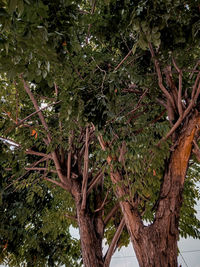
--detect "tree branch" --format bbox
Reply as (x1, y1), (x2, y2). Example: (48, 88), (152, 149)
(149, 43), (176, 110)
(21, 78), (66, 184)
(16, 101), (61, 128)
(81, 127), (89, 210)
(25, 149), (52, 159)
(0, 136), (21, 147)
(94, 189), (110, 212)
(172, 57), (183, 117)
(104, 218), (125, 267)
(104, 204), (120, 226)
(25, 167), (57, 173)
(114, 49), (133, 71)
(43, 177), (69, 191)
(87, 169), (104, 195)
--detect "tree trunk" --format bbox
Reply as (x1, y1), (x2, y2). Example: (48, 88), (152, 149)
(74, 188), (104, 267)
(111, 113), (200, 267)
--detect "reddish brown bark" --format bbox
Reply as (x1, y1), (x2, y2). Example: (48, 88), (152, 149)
(73, 182), (104, 267)
(110, 114), (200, 267)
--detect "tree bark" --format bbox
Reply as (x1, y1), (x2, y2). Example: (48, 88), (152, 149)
(111, 113), (200, 267)
(73, 184), (104, 267)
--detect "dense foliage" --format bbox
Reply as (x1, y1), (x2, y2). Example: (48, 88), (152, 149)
(1, 0), (200, 266)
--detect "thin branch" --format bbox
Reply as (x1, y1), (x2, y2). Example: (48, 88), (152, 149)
(172, 57), (183, 117)
(25, 167), (57, 173)
(191, 71), (200, 99)
(104, 218), (125, 267)
(21, 78), (66, 184)
(16, 101), (61, 128)
(43, 177), (69, 191)
(94, 189), (110, 212)
(104, 204), (120, 225)
(157, 75), (200, 144)
(114, 49), (133, 71)
(22, 78), (51, 143)
(67, 132), (73, 182)
(0, 136), (21, 147)
(189, 60), (200, 79)
(149, 43), (175, 110)
(87, 169), (104, 195)
(194, 79), (200, 103)
(25, 149), (52, 159)
(81, 127), (89, 210)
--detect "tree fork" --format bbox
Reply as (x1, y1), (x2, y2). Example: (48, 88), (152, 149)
(100, 112), (200, 267)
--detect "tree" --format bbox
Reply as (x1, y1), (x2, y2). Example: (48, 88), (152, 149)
(1, 0), (200, 266)
(0, 151), (81, 267)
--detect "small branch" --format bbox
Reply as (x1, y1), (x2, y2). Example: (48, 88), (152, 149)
(67, 132), (73, 182)
(172, 57), (183, 117)
(87, 169), (104, 195)
(43, 177), (69, 191)
(149, 43), (175, 110)
(0, 136), (21, 147)
(94, 189), (110, 212)
(21, 78), (66, 184)
(104, 204), (120, 225)
(114, 49), (133, 71)
(25, 167), (57, 173)
(81, 127), (89, 210)
(191, 71), (200, 99)
(25, 149), (52, 159)
(86, 0), (96, 44)
(189, 60), (200, 79)
(104, 218), (125, 267)
(16, 101), (61, 128)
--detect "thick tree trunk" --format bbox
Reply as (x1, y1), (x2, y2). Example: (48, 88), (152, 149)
(111, 114), (200, 267)
(74, 187), (104, 267)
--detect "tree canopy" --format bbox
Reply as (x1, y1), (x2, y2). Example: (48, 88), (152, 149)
(1, 0), (200, 266)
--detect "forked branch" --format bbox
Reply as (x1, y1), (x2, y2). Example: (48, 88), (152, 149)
(149, 43), (176, 110)
(21, 78), (66, 184)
